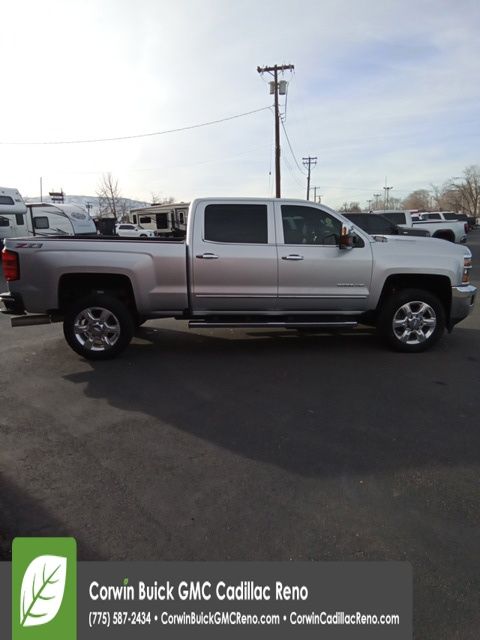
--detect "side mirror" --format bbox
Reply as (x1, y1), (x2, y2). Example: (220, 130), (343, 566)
(339, 225), (354, 250)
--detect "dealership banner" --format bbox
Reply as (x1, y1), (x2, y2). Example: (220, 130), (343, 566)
(0, 538), (412, 639)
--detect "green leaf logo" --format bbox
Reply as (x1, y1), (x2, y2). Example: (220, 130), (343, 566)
(20, 555), (67, 627)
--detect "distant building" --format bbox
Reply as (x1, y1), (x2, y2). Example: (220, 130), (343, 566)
(49, 190), (65, 204)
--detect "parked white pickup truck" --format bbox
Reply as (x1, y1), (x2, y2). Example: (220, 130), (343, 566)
(375, 210), (468, 243)
(1, 198), (476, 358)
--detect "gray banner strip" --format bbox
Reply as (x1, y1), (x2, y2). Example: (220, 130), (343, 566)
(1, 561), (412, 638)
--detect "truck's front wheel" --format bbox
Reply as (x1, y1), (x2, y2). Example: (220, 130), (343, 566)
(377, 288), (445, 352)
(63, 294), (134, 360)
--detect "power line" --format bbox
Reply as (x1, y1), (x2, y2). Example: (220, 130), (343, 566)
(0, 106), (272, 145)
(283, 155), (306, 190)
(280, 118), (307, 176)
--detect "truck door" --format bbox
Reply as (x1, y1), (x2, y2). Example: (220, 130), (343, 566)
(275, 203), (372, 312)
(191, 200), (277, 312)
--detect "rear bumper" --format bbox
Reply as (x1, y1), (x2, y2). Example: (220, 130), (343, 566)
(449, 284), (476, 328)
(0, 291), (25, 315)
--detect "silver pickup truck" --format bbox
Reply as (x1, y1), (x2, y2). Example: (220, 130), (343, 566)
(1, 198), (476, 359)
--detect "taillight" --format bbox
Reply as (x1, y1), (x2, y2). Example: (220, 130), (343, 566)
(2, 249), (19, 281)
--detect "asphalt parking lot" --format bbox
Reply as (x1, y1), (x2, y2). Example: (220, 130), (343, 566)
(1, 232), (479, 638)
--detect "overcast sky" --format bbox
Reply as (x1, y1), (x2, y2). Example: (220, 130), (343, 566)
(1, 0), (479, 208)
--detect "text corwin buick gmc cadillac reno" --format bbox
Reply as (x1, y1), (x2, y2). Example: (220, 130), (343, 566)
(1, 198), (476, 359)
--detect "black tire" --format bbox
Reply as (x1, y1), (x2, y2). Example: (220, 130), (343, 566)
(377, 288), (445, 352)
(134, 315), (147, 329)
(433, 231), (455, 243)
(63, 294), (134, 360)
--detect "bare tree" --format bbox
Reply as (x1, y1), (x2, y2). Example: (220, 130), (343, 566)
(449, 165), (480, 218)
(387, 196), (402, 210)
(97, 173), (122, 220)
(402, 189), (431, 211)
(345, 201), (362, 212)
(151, 192), (176, 206)
(430, 184), (445, 210)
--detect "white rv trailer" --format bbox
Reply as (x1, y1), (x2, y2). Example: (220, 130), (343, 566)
(1, 188), (97, 247)
(25, 203), (97, 236)
(0, 187), (28, 247)
(129, 202), (190, 237)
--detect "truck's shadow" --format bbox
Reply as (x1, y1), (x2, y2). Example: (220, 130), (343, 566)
(64, 324), (480, 478)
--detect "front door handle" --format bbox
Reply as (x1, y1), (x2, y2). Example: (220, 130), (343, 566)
(282, 254), (304, 261)
(196, 253), (219, 259)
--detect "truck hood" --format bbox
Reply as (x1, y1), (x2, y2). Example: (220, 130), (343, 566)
(371, 234), (472, 259)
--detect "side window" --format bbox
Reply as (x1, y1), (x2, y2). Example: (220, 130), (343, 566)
(0, 216), (9, 227)
(205, 204), (268, 243)
(139, 216), (151, 223)
(281, 205), (341, 245)
(426, 213), (441, 220)
(16, 214), (25, 225)
(34, 216), (49, 229)
(0, 196), (15, 206)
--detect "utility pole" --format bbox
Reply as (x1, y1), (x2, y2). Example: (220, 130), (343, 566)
(257, 63), (294, 198)
(367, 199), (373, 211)
(373, 193), (381, 209)
(313, 186), (321, 203)
(302, 156), (317, 200)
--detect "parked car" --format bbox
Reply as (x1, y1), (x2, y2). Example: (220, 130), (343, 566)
(1, 198), (476, 358)
(115, 223), (155, 238)
(344, 213), (430, 237)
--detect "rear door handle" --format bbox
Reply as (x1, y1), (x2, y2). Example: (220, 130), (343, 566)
(196, 252), (219, 259)
(282, 254), (304, 261)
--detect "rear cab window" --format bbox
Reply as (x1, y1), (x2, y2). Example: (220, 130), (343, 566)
(204, 204), (268, 243)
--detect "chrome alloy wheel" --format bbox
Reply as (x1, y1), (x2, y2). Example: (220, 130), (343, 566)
(73, 307), (121, 352)
(392, 301), (437, 345)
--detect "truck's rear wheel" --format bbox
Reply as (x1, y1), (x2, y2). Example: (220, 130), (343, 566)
(63, 294), (134, 360)
(433, 231), (455, 243)
(377, 288), (445, 352)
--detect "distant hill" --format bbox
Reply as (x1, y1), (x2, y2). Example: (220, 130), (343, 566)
(24, 194), (150, 217)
